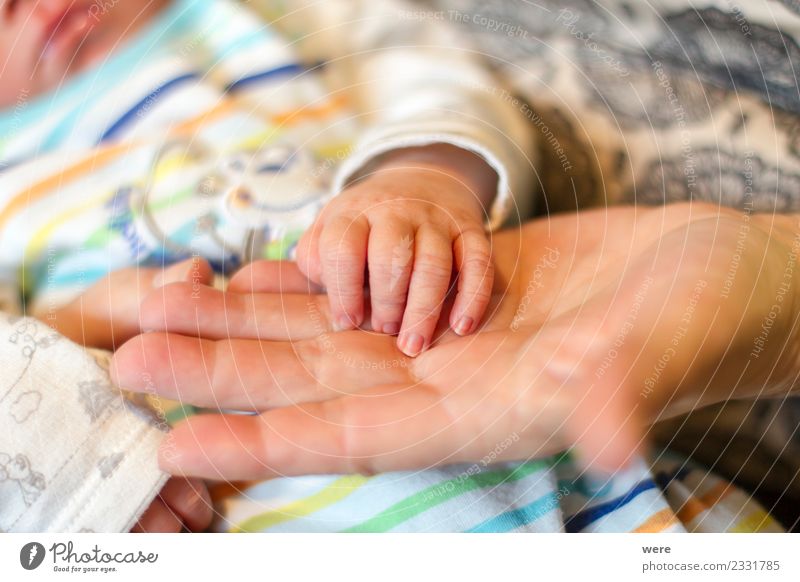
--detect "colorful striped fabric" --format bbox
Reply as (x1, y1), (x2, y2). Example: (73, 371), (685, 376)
(0, 0), (360, 307)
(209, 451), (783, 533)
(0, 0), (787, 534)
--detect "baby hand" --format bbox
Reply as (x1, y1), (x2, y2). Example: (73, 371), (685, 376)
(297, 145), (497, 357)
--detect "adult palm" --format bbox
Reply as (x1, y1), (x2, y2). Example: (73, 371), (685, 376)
(111, 202), (800, 480)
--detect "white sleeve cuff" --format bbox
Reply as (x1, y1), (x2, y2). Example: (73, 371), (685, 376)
(0, 317), (168, 533)
(332, 123), (535, 231)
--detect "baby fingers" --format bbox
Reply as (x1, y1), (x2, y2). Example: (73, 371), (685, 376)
(450, 228), (494, 336)
(368, 220), (414, 335)
(320, 216), (369, 332)
(397, 226), (454, 357)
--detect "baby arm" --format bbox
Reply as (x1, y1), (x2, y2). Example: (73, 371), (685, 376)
(297, 144), (499, 357)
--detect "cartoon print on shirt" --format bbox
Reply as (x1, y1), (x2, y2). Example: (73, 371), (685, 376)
(0, 452), (46, 506)
(0, 318), (60, 418)
(107, 138), (328, 275)
(9, 391), (42, 424)
(98, 453), (125, 479)
(78, 380), (123, 423)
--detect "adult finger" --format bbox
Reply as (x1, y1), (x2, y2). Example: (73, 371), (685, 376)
(450, 229), (494, 336)
(397, 226), (453, 357)
(131, 498), (182, 533)
(139, 284), (334, 341)
(111, 331), (407, 409)
(157, 477), (213, 532)
(295, 221), (323, 284)
(228, 261), (323, 294)
(320, 216), (369, 331)
(45, 257), (215, 350)
(151, 257), (216, 290)
(368, 221), (414, 335)
(157, 385), (467, 480)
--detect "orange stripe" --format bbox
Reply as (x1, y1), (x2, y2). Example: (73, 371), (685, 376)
(673, 480), (735, 525)
(172, 98), (241, 135)
(175, 94), (348, 135)
(0, 95), (349, 229)
(632, 508), (680, 533)
(271, 95), (348, 126)
(675, 498), (708, 524)
(0, 143), (130, 231)
(209, 481), (258, 503)
(699, 481), (733, 506)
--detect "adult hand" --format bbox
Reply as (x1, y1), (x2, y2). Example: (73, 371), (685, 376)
(37, 258), (215, 350)
(110, 202), (800, 479)
(132, 477), (212, 533)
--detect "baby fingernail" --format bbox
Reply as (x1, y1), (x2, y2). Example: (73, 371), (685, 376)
(454, 316), (474, 336)
(382, 322), (400, 335)
(336, 315), (356, 331)
(399, 333), (425, 357)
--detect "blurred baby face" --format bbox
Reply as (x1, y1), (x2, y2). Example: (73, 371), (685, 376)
(0, 0), (167, 108)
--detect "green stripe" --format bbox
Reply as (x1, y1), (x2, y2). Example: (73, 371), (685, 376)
(344, 454), (569, 533)
(164, 404), (199, 426)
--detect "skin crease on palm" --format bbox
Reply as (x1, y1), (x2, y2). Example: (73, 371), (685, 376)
(103, 202), (800, 481)
(0, 0), (169, 108)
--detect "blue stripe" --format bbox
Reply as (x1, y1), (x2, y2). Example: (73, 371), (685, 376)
(654, 466), (692, 490)
(48, 268), (113, 288)
(564, 479), (658, 532)
(226, 63), (304, 92)
(0, 158), (21, 173)
(465, 492), (560, 533)
(98, 73), (200, 143)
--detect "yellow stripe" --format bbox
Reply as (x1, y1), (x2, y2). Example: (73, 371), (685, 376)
(234, 130), (277, 152)
(153, 151), (190, 181)
(731, 510), (775, 533)
(230, 475), (370, 533)
(25, 191), (112, 261)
